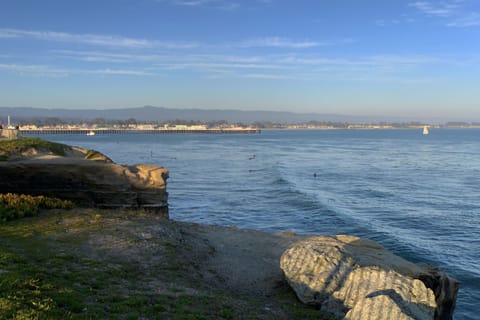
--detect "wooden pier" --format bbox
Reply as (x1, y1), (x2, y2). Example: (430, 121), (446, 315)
(20, 128), (261, 135)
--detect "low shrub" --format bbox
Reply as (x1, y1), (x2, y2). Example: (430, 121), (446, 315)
(0, 193), (74, 222)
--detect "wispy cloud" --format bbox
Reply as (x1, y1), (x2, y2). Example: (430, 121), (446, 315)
(54, 48), (445, 73)
(172, 53), (444, 80)
(0, 28), (198, 49)
(0, 28), (464, 82)
(0, 63), (155, 77)
(53, 50), (162, 63)
(157, 0), (240, 10)
(447, 11), (480, 26)
(408, 1), (460, 17)
(274, 54), (440, 73)
(1, 28), (341, 54)
(173, 0), (221, 6)
(55, 50), (291, 73)
(409, 1), (480, 27)
(156, 62), (292, 73)
(241, 73), (290, 79)
(87, 68), (155, 76)
(174, 0), (211, 5)
(239, 37), (324, 49)
(0, 51), (468, 83)
(0, 63), (68, 76)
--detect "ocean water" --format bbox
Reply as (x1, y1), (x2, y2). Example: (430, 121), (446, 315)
(32, 129), (480, 320)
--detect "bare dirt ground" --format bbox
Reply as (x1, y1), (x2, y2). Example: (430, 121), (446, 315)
(78, 210), (315, 318)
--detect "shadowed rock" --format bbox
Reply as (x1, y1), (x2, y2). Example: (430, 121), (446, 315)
(280, 235), (459, 320)
(0, 145), (169, 216)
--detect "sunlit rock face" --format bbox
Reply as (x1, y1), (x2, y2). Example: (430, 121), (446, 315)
(0, 129), (19, 140)
(0, 159), (169, 216)
(280, 235), (459, 320)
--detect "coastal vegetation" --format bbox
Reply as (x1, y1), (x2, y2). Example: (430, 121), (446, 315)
(0, 137), (68, 160)
(0, 193), (73, 222)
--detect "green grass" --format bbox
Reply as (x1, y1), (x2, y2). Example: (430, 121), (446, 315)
(0, 137), (69, 160)
(0, 211), (337, 320)
(0, 218), (231, 319)
(0, 253), (237, 319)
(0, 193), (74, 223)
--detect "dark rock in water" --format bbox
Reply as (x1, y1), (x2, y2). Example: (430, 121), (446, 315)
(0, 152), (169, 217)
(280, 235), (459, 320)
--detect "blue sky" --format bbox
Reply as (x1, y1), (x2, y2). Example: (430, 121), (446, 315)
(0, 0), (479, 121)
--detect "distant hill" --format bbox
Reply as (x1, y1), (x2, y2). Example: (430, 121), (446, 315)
(0, 106), (360, 124)
(0, 105), (424, 124)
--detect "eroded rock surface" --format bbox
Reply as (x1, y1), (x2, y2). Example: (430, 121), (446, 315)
(280, 235), (459, 320)
(0, 152), (169, 216)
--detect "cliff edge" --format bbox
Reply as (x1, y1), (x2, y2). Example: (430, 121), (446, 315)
(0, 138), (169, 215)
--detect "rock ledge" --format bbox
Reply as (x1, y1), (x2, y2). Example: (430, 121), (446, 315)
(0, 144), (169, 216)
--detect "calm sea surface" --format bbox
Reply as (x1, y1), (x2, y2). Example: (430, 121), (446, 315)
(32, 129), (480, 320)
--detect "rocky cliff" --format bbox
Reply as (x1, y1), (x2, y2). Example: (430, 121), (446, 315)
(0, 139), (169, 216)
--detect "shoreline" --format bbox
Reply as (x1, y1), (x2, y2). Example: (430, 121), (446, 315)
(0, 137), (460, 319)
(17, 127), (480, 136)
(0, 208), (460, 319)
(19, 128), (261, 135)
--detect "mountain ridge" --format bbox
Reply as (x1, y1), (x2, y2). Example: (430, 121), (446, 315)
(0, 106), (430, 124)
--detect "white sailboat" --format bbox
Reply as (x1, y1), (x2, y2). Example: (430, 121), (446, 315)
(423, 126), (429, 135)
(86, 130), (95, 136)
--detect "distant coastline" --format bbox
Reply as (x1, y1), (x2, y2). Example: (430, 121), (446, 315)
(3, 105), (480, 134)
(17, 123), (480, 135)
(2, 106), (480, 128)
(20, 127), (261, 135)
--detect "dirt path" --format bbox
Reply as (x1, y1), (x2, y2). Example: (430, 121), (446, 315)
(85, 213), (306, 300)
(189, 223), (303, 297)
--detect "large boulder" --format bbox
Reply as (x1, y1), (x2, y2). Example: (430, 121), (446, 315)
(0, 154), (169, 216)
(280, 235), (459, 320)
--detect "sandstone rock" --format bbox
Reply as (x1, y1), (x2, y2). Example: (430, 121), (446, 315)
(0, 158), (169, 216)
(280, 235), (459, 320)
(0, 129), (19, 140)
